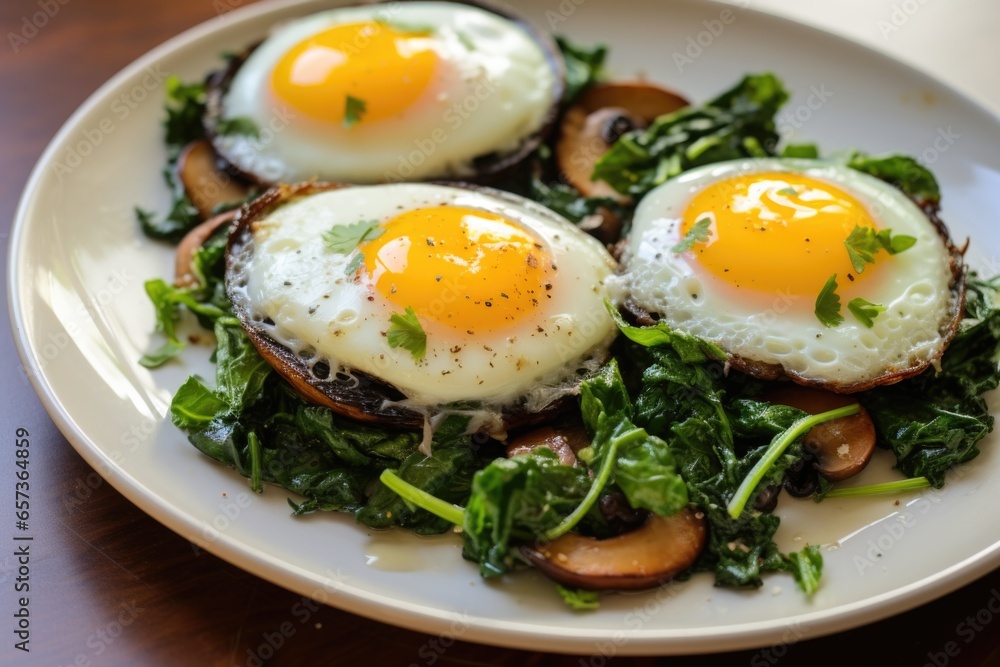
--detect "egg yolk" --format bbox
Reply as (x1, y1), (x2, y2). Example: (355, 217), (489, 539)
(679, 173), (883, 296)
(360, 206), (555, 333)
(271, 22), (438, 124)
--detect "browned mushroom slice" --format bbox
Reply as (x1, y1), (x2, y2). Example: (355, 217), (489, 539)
(174, 209), (237, 289)
(520, 508), (706, 591)
(555, 82), (690, 199)
(577, 82), (691, 124)
(177, 139), (251, 220)
(505, 424), (590, 465)
(763, 386), (877, 482)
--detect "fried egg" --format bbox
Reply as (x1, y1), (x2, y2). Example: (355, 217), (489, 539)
(612, 158), (963, 391)
(213, 2), (560, 184)
(227, 183), (618, 415)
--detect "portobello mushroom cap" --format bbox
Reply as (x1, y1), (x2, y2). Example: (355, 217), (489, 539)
(225, 181), (584, 431)
(520, 508), (706, 590)
(203, 0), (565, 188)
(618, 198), (967, 395)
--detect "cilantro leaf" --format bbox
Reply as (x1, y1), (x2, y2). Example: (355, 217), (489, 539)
(845, 225), (916, 274)
(815, 274), (843, 327)
(216, 116), (260, 138)
(375, 18), (435, 34)
(843, 226), (881, 274)
(344, 252), (365, 276)
(776, 187), (797, 196)
(344, 96), (367, 128)
(671, 217), (713, 254)
(387, 307), (427, 361)
(847, 298), (885, 328)
(876, 229), (916, 254)
(323, 220), (383, 254)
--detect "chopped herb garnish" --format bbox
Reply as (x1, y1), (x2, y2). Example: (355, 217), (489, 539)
(776, 187), (797, 196)
(323, 219), (383, 254)
(843, 226), (882, 274)
(456, 32), (476, 51)
(671, 217), (712, 254)
(815, 274), (843, 327)
(844, 225), (916, 274)
(375, 18), (435, 34)
(387, 306), (427, 361)
(344, 95), (367, 128)
(215, 116), (260, 138)
(344, 252), (365, 276)
(876, 229), (917, 254)
(847, 297), (885, 328)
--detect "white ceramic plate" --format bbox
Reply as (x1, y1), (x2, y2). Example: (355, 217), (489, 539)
(10, 0), (1000, 655)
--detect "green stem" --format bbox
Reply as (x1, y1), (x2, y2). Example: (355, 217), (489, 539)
(825, 477), (931, 498)
(379, 469), (465, 526)
(248, 430), (263, 493)
(727, 404), (861, 519)
(541, 427), (648, 542)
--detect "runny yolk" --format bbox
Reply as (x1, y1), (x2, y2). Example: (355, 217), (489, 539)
(360, 206), (555, 333)
(679, 173), (882, 296)
(271, 22), (438, 125)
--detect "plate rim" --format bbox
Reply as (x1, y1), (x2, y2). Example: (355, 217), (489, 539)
(8, 0), (1000, 655)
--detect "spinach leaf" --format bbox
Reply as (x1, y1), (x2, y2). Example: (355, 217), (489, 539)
(139, 278), (227, 368)
(135, 170), (202, 243)
(163, 75), (207, 148)
(169, 324), (483, 522)
(580, 360), (688, 517)
(593, 73), (788, 197)
(462, 448), (594, 577)
(556, 36), (607, 104)
(859, 276), (1000, 485)
(619, 318), (818, 589)
(846, 152), (941, 205)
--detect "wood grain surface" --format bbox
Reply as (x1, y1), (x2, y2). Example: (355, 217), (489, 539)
(2, 1), (1000, 665)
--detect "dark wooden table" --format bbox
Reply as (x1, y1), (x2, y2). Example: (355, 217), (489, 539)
(3, 1), (1000, 665)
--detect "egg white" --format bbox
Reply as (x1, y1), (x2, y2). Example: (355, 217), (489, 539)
(230, 183), (618, 408)
(217, 2), (556, 184)
(612, 158), (960, 389)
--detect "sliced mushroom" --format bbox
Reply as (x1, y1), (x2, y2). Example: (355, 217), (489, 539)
(177, 139), (251, 220)
(555, 82), (689, 199)
(764, 386), (877, 482)
(505, 424), (589, 465)
(174, 209), (237, 289)
(577, 82), (691, 124)
(520, 508), (706, 591)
